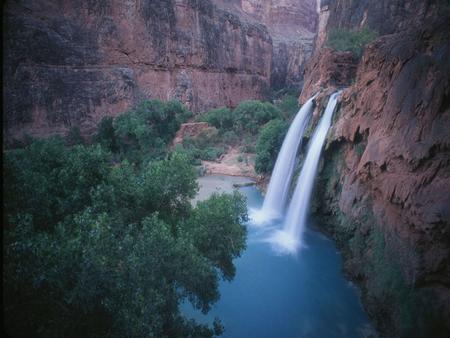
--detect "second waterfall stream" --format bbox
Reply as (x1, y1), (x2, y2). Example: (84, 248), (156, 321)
(270, 91), (341, 254)
(251, 94), (317, 224)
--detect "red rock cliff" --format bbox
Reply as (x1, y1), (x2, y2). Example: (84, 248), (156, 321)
(301, 0), (450, 336)
(215, 0), (318, 89)
(4, 0), (274, 141)
(3, 0), (318, 142)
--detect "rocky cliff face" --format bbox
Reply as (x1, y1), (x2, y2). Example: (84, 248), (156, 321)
(3, 0), (272, 141)
(301, 0), (450, 336)
(3, 0), (318, 143)
(216, 0), (317, 89)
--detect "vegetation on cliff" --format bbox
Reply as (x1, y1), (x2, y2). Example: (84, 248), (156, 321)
(327, 27), (378, 57)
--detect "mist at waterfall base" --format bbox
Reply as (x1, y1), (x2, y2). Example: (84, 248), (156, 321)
(182, 181), (372, 338)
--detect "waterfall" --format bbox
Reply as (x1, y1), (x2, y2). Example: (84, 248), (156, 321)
(251, 95), (316, 224)
(270, 92), (341, 254)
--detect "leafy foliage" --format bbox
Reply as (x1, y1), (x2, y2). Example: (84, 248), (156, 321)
(199, 101), (282, 135)
(3, 137), (247, 338)
(94, 99), (192, 164)
(183, 192), (248, 281)
(255, 119), (289, 174)
(94, 116), (118, 152)
(275, 94), (299, 120)
(327, 27), (378, 57)
(200, 107), (234, 130)
(232, 100), (282, 134)
(65, 126), (85, 146)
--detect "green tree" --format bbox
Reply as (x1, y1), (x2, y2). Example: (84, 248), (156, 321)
(184, 191), (248, 280)
(327, 27), (378, 57)
(111, 99), (192, 164)
(233, 100), (282, 134)
(200, 107), (234, 130)
(255, 119), (289, 174)
(94, 116), (118, 152)
(3, 138), (247, 338)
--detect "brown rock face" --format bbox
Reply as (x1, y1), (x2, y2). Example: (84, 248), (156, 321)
(299, 47), (356, 103)
(324, 0), (434, 35)
(3, 0), (273, 141)
(215, 0), (318, 89)
(3, 0), (319, 142)
(301, 1), (450, 336)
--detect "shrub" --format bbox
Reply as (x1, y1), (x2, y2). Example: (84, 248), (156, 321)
(200, 107), (234, 130)
(233, 100), (282, 134)
(240, 136), (256, 153)
(112, 99), (192, 163)
(276, 94), (299, 120)
(255, 119), (289, 174)
(201, 146), (225, 161)
(65, 126), (84, 146)
(94, 116), (118, 152)
(327, 27), (378, 57)
(221, 130), (239, 146)
(194, 128), (220, 148)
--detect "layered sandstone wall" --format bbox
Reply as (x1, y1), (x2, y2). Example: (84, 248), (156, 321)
(4, 0), (319, 143)
(215, 0), (318, 89)
(3, 0), (273, 141)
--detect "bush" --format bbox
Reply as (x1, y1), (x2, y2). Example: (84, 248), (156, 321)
(94, 116), (118, 152)
(65, 126), (84, 146)
(111, 99), (192, 163)
(327, 27), (378, 57)
(201, 146), (225, 161)
(233, 100), (282, 134)
(240, 136), (256, 153)
(194, 128), (220, 148)
(221, 130), (239, 146)
(255, 119), (289, 174)
(276, 94), (299, 120)
(200, 107), (234, 130)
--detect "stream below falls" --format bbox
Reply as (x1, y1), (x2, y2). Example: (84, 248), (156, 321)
(183, 175), (373, 338)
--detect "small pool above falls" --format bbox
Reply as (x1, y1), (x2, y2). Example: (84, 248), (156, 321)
(183, 177), (373, 338)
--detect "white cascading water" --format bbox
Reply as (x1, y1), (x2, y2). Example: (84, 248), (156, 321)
(270, 91), (341, 254)
(251, 95), (317, 224)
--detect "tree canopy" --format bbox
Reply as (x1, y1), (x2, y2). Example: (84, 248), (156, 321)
(3, 136), (247, 338)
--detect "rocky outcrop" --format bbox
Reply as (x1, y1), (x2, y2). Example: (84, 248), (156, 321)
(301, 1), (450, 336)
(3, 0), (273, 142)
(324, 0), (435, 35)
(299, 48), (356, 103)
(215, 0), (318, 89)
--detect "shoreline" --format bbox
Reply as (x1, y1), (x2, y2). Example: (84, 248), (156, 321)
(193, 174), (258, 205)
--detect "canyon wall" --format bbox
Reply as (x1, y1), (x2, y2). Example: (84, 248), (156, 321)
(3, 0), (273, 141)
(216, 0), (317, 89)
(302, 0), (450, 336)
(3, 0), (317, 142)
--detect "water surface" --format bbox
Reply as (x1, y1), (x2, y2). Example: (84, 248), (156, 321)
(184, 176), (372, 338)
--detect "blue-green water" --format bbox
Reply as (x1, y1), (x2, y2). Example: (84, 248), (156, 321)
(183, 183), (373, 338)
